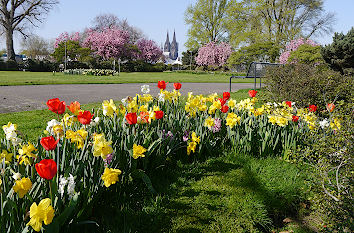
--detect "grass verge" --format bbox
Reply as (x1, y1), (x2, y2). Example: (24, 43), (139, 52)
(0, 71), (251, 86)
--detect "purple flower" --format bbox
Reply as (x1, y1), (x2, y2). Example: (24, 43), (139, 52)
(183, 130), (189, 142)
(212, 118), (222, 133)
(104, 153), (113, 167)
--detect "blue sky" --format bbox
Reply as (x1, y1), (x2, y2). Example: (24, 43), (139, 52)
(2, 0), (353, 54)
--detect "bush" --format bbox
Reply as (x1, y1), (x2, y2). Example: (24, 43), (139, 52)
(0, 60), (19, 71)
(23, 59), (57, 72)
(288, 44), (324, 65)
(291, 101), (354, 231)
(121, 60), (166, 72)
(262, 64), (353, 110)
(321, 27), (354, 75)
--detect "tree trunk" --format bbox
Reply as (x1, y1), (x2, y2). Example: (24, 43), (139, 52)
(5, 28), (16, 62)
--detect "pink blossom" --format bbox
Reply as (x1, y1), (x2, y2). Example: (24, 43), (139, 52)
(54, 32), (80, 48)
(83, 28), (130, 60)
(279, 38), (319, 64)
(135, 39), (162, 63)
(196, 42), (232, 67)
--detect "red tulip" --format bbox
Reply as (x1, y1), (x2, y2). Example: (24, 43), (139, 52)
(174, 83), (182, 90)
(221, 105), (229, 113)
(68, 101), (81, 115)
(157, 81), (166, 90)
(285, 101), (292, 108)
(292, 115), (299, 122)
(126, 113), (137, 125)
(218, 98), (226, 106)
(327, 103), (335, 112)
(35, 159), (57, 180)
(40, 136), (59, 151)
(77, 111), (93, 125)
(155, 111), (164, 119)
(308, 105), (317, 112)
(223, 92), (230, 101)
(248, 90), (257, 98)
(47, 98), (66, 114)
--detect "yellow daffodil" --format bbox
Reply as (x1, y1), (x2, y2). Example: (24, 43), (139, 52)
(139, 104), (148, 112)
(13, 177), (32, 198)
(153, 105), (160, 111)
(204, 117), (215, 128)
(191, 132), (200, 144)
(187, 141), (197, 155)
(228, 99), (236, 109)
(330, 118), (341, 131)
(27, 198), (55, 232)
(66, 129), (88, 149)
(0, 150), (13, 164)
(102, 99), (117, 117)
(18, 142), (37, 165)
(93, 135), (113, 159)
(62, 113), (77, 126)
(101, 167), (122, 188)
(133, 144), (147, 159)
(226, 113), (241, 129)
(127, 101), (138, 113)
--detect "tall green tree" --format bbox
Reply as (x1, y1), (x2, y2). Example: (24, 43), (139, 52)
(321, 27), (354, 75)
(226, 0), (335, 48)
(184, 0), (229, 49)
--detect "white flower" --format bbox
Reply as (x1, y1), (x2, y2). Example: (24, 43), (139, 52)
(158, 93), (165, 102)
(273, 102), (278, 107)
(67, 174), (76, 199)
(5, 131), (17, 141)
(46, 119), (61, 134)
(12, 173), (21, 180)
(141, 85), (150, 94)
(3, 123), (16, 134)
(121, 97), (128, 106)
(59, 176), (68, 197)
(11, 137), (22, 147)
(90, 117), (100, 127)
(319, 119), (330, 129)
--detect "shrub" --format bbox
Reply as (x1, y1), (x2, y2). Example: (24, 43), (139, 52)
(321, 27), (354, 75)
(23, 59), (57, 72)
(291, 101), (354, 231)
(288, 44), (324, 65)
(0, 60), (19, 71)
(263, 64), (353, 110)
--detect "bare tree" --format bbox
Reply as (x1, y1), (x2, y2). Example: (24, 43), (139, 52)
(92, 13), (144, 43)
(20, 34), (49, 59)
(0, 0), (58, 62)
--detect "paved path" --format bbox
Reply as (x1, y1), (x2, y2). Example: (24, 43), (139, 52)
(0, 83), (254, 113)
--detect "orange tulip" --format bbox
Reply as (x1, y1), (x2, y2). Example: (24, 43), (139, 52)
(327, 103), (335, 112)
(68, 101), (81, 115)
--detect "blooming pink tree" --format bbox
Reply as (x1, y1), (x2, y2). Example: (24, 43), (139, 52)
(279, 38), (319, 64)
(195, 42), (232, 67)
(83, 28), (130, 60)
(135, 39), (162, 63)
(54, 32), (80, 48)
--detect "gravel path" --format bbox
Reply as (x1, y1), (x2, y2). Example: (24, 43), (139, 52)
(0, 83), (254, 113)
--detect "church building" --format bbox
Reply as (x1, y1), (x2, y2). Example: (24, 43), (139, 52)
(163, 31), (179, 61)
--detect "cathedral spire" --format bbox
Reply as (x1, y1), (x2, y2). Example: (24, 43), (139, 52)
(170, 30), (178, 60)
(164, 31), (170, 53)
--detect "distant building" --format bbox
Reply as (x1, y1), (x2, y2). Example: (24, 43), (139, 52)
(163, 30), (179, 63)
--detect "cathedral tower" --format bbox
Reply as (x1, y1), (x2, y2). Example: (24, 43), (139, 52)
(164, 31), (170, 53)
(170, 30), (178, 60)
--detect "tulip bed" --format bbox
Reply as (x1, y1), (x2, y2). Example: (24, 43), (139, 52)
(0, 81), (341, 232)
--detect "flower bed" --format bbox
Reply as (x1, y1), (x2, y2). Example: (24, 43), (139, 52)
(63, 69), (118, 76)
(0, 82), (340, 232)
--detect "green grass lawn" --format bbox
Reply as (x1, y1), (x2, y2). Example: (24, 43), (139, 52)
(88, 153), (314, 233)
(0, 71), (251, 86)
(0, 89), (254, 141)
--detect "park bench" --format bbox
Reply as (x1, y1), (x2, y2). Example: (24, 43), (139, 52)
(229, 62), (283, 92)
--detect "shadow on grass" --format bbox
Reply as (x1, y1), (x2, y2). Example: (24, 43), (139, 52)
(78, 155), (312, 233)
